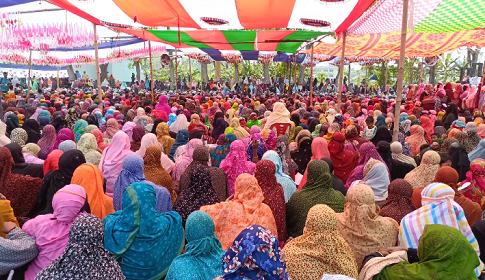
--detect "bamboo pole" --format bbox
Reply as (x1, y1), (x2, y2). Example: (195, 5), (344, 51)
(94, 24), (102, 111)
(56, 66), (59, 91)
(294, 55), (297, 95)
(309, 43), (314, 106)
(28, 49), (32, 91)
(288, 58), (291, 93)
(175, 49), (178, 91)
(189, 57), (192, 84)
(337, 32), (347, 112)
(392, 0), (410, 141)
(420, 57), (424, 83)
(148, 40), (154, 101)
(348, 64), (351, 86)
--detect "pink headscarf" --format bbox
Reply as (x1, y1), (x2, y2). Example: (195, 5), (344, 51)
(38, 125), (57, 156)
(103, 118), (120, 139)
(419, 115), (434, 143)
(51, 128), (75, 152)
(220, 140), (256, 196)
(297, 137), (330, 189)
(23, 184), (87, 280)
(100, 131), (134, 197)
(171, 138), (203, 181)
(478, 124), (485, 139)
(122, 121), (136, 141)
(155, 95), (172, 116)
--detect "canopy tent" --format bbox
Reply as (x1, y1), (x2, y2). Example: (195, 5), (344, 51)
(308, 29), (485, 59)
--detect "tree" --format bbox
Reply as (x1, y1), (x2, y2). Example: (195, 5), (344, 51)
(436, 53), (460, 83)
(100, 63), (109, 82)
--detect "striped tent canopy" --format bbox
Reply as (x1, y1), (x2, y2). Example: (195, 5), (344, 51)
(309, 29), (485, 59)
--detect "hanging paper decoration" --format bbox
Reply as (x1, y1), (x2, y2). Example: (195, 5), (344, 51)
(258, 53), (278, 64)
(329, 56), (391, 66)
(300, 18), (331, 28)
(221, 53), (243, 64)
(0, 22), (96, 52)
(186, 53), (213, 64)
(313, 55), (334, 62)
(101, 21), (132, 29)
(0, 12), (21, 29)
(200, 17), (229, 26)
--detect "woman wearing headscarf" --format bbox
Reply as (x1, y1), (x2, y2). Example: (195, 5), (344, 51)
(103, 182), (185, 280)
(143, 145), (177, 205)
(121, 121), (136, 141)
(297, 137), (330, 189)
(23, 184), (88, 280)
(130, 125), (145, 152)
(76, 133), (101, 166)
(345, 124), (367, 149)
(103, 118), (120, 140)
(89, 129), (108, 152)
(178, 145), (228, 201)
(371, 126), (392, 146)
(173, 165), (220, 226)
(4, 143), (44, 179)
(112, 154), (171, 215)
(290, 134), (312, 175)
(135, 133), (174, 173)
(35, 214), (125, 280)
(165, 211), (225, 280)
(211, 117), (228, 143)
(274, 135), (298, 176)
(220, 140), (256, 196)
(283, 205), (358, 280)
(0, 121), (11, 147)
(210, 133), (236, 168)
(390, 141), (416, 167)
(337, 184), (399, 268)
(213, 225), (288, 280)
(155, 95), (172, 116)
(329, 133), (359, 185)
(170, 114), (189, 133)
(172, 138), (204, 182)
(380, 179), (416, 224)
(71, 163), (114, 220)
(287, 160), (346, 238)
(441, 137), (458, 154)
(70, 119), (87, 143)
(0, 147), (42, 218)
(22, 143), (44, 164)
(460, 158), (485, 205)
(22, 119), (41, 144)
(405, 125), (428, 157)
(449, 142), (470, 181)
(350, 159), (390, 207)
(99, 131), (134, 198)
(51, 128), (75, 153)
(443, 102), (459, 130)
(254, 159), (287, 244)
(228, 117), (249, 139)
(404, 150), (441, 189)
(36, 150), (86, 216)
(366, 225), (479, 280)
(5, 114), (20, 137)
(262, 150), (297, 202)
(167, 113), (177, 127)
(156, 122), (174, 155)
(9, 127), (27, 147)
(201, 174), (277, 250)
(37, 125), (56, 158)
(187, 114), (203, 132)
(399, 183), (483, 276)
(168, 129), (189, 162)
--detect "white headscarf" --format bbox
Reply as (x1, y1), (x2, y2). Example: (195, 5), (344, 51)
(0, 121), (11, 147)
(263, 102), (291, 129)
(169, 114), (189, 133)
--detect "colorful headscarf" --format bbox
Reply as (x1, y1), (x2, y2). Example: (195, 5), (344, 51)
(220, 140), (256, 196)
(73, 119), (88, 143)
(380, 179), (417, 223)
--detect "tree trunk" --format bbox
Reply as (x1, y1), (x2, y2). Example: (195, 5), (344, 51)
(100, 63), (109, 83)
(235, 64), (239, 84)
(215, 61), (221, 82)
(201, 63), (208, 89)
(169, 60), (175, 84)
(298, 65), (305, 85)
(66, 65), (76, 80)
(263, 64), (269, 84)
(381, 61), (387, 87)
(429, 65), (436, 84)
(135, 60), (141, 81)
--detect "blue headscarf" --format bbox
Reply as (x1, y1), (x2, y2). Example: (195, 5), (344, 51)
(468, 139), (485, 162)
(210, 133), (237, 168)
(168, 113), (177, 127)
(39, 116), (50, 130)
(38, 110), (51, 121)
(58, 140), (76, 152)
(103, 182), (184, 280)
(219, 225), (289, 280)
(104, 109), (114, 120)
(166, 211), (224, 280)
(94, 111), (106, 126)
(262, 150), (296, 202)
(113, 155), (172, 213)
(400, 112), (409, 125)
(375, 114), (387, 128)
(168, 129), (189, 161)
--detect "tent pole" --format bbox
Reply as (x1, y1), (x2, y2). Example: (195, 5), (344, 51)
(94, 23), (102, 111)
(189, 57), (192, 84)
(393, 0), (410, 141)
(28, 48), (32, 92)
(310, 43), (314, 106)
(420, 57), (424, 83)
(175, 49), (178, 91)
(56, 67), (59, 91)
(288, 58), (291, 93)
(294, 55), (297, 96)
(149, 40), (155, 101)
(337, 32), (347, 112)
(348, 63), (351, 86)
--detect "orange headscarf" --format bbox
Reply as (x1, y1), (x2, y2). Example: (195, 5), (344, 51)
(201, 173), (277, 250)
(0, 199), (19, 238)
(71, 163), (114, 220)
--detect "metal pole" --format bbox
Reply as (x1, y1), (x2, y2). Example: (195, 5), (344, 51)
(337, 32), (347, 112)
(94, 24), (103, 110)
(148, 40), (154, 101)
(392, 0), (410, 141)
(309, 43), (314, 106)
(294, 55), (297, 95)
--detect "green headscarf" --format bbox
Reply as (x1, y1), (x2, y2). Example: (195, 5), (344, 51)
(286, 160), (346, 237)
(246, 119), (261, 129)
(224, 127), (235, 135)
(290, 126), (303, 143)
(311, 124), (322, 138)
(374, 224), (479, 280)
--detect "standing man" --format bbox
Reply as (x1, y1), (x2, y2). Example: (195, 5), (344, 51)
(0, 72), (10, 94)
(82, 71), (89, 82)
(75, 70), (81, 80)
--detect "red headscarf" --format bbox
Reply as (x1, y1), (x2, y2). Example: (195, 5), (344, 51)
(328, 132), (358, 184)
